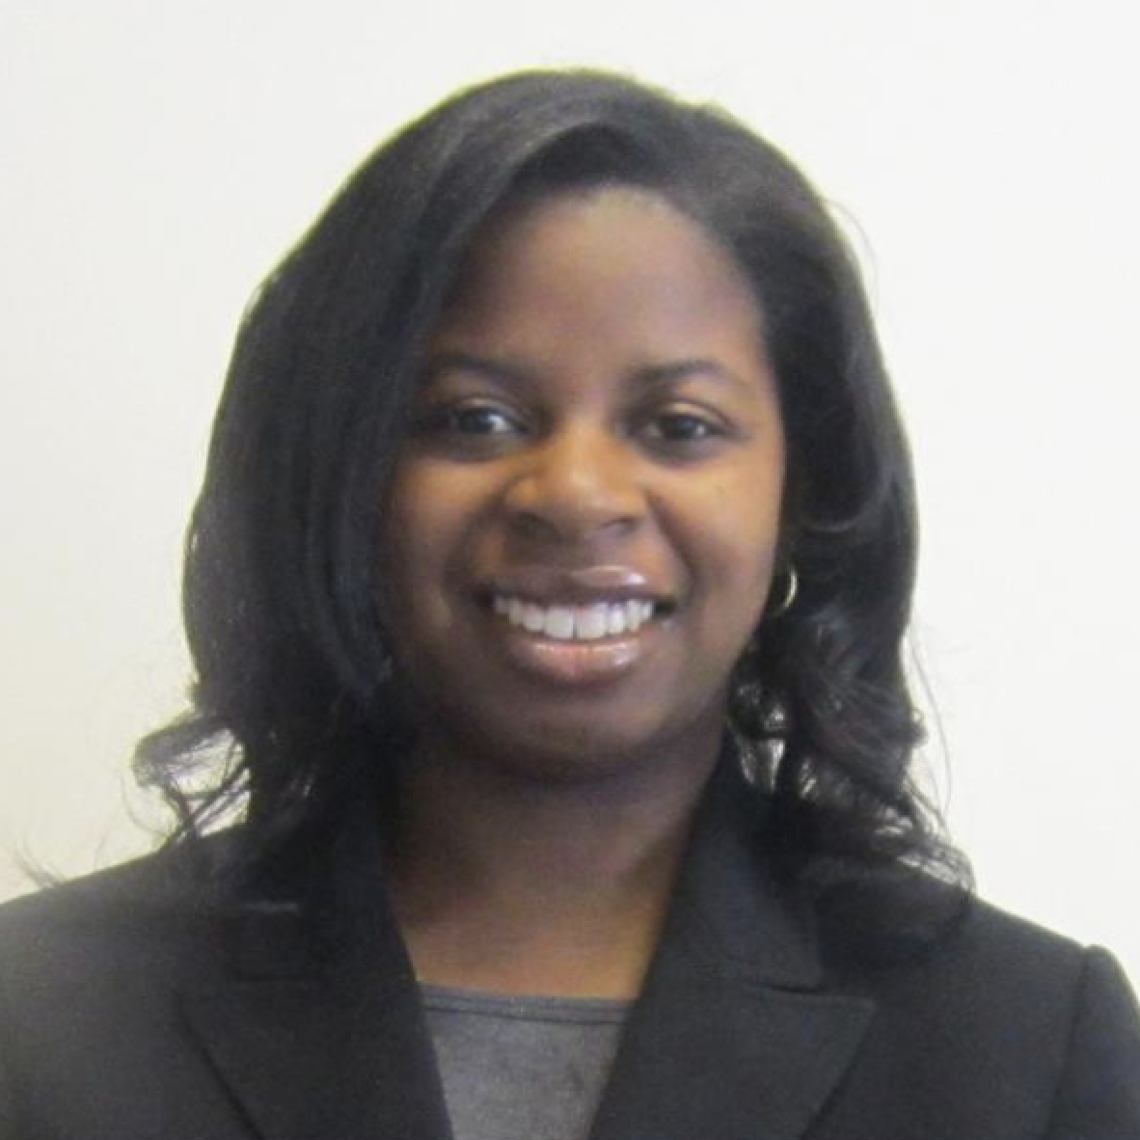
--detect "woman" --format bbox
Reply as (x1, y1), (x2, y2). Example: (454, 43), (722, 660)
(1, 70), (1137, 1139)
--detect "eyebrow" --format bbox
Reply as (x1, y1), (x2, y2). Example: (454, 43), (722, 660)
(419, 351), (757, 394)
(419, 352), (534, 388)
(633, 359), (757, 393)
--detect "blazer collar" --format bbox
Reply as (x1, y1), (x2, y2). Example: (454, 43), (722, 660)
(589, 758), (874, 1140)
(181, 758), (873, 1140)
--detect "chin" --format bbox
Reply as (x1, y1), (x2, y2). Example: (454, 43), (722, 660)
(453, 704), (722, 789)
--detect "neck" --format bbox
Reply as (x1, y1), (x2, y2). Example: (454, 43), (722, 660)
(385, 738), (720, 998)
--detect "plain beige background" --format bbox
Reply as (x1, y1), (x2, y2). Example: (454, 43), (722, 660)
(2, 0), (1138, 985)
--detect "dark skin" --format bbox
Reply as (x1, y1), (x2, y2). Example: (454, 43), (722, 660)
(388, 743), (711, 998)
(381, 189), (786, 998)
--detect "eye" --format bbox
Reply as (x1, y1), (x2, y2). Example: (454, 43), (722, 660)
(641, 409), (727, 446)
(417, 401), (523, 438)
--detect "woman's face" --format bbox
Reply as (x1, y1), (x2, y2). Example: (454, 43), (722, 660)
(381, 187), (785, 781)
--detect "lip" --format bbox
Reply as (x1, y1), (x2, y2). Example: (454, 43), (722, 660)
(474, 565), (674, 687)
(480, 564), (673, 607)
(496, 626), (651, 686)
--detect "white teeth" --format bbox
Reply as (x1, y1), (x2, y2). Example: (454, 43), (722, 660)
(522, 603), (546, 633)
(622, 600), (638, 633)
(493, 595), (658, 641)
(543, 607), (575, 639)
(622, 600), (654, 632)
(606, 604), (627, 636)
(575, 605), (609, 640)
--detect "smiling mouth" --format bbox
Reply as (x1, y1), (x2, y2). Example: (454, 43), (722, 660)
(476, 591), (675, 686)
(490, 595), (668, 641)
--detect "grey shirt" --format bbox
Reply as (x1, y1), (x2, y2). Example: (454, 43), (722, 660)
(420, 984), (632, 1140)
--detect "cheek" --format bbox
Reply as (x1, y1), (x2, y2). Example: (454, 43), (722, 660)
(385, 458), (471, 558)
(691, 474), (783, 629)
(380, 461), (495, 645)
(379, 468), (454, 631)
(714, 522), (779, 618)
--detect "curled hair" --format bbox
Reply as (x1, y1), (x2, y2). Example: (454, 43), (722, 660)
(137, 69), (969, 942)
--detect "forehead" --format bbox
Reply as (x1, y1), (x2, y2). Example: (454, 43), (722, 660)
(433, 186), (767, 357)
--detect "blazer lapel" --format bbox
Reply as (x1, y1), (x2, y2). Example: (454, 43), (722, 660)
(180, 816), (454, 1140)
(180, 759), (872, 1140)
(590, 762), (874, 1140)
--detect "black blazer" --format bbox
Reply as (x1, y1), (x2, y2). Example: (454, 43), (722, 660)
(2, 766), (1139, 1140)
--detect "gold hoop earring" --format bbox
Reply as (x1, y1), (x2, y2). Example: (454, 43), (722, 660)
(767, 566), (798, 618)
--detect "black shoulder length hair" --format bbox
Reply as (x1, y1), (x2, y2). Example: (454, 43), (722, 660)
(137, 69), (969, 945)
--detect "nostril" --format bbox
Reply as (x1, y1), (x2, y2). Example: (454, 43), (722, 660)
(507, 508), (640, 545)
(510, 510), (562, 543)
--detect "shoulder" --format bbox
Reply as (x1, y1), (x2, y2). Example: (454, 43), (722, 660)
(936, 892), (1088, 982)
(945, 897), (1140, 1103)
(0, 838), (271, 1136)
(812, 885), (1140, 1135)
(0, 837), (236, 992)
(819, 874), (1136, 1051)
(841, 889), (1113, 1018)
(923, 894), (1138, 1030)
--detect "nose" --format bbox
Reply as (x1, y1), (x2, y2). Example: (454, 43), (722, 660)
(503, 424), (645, 544)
